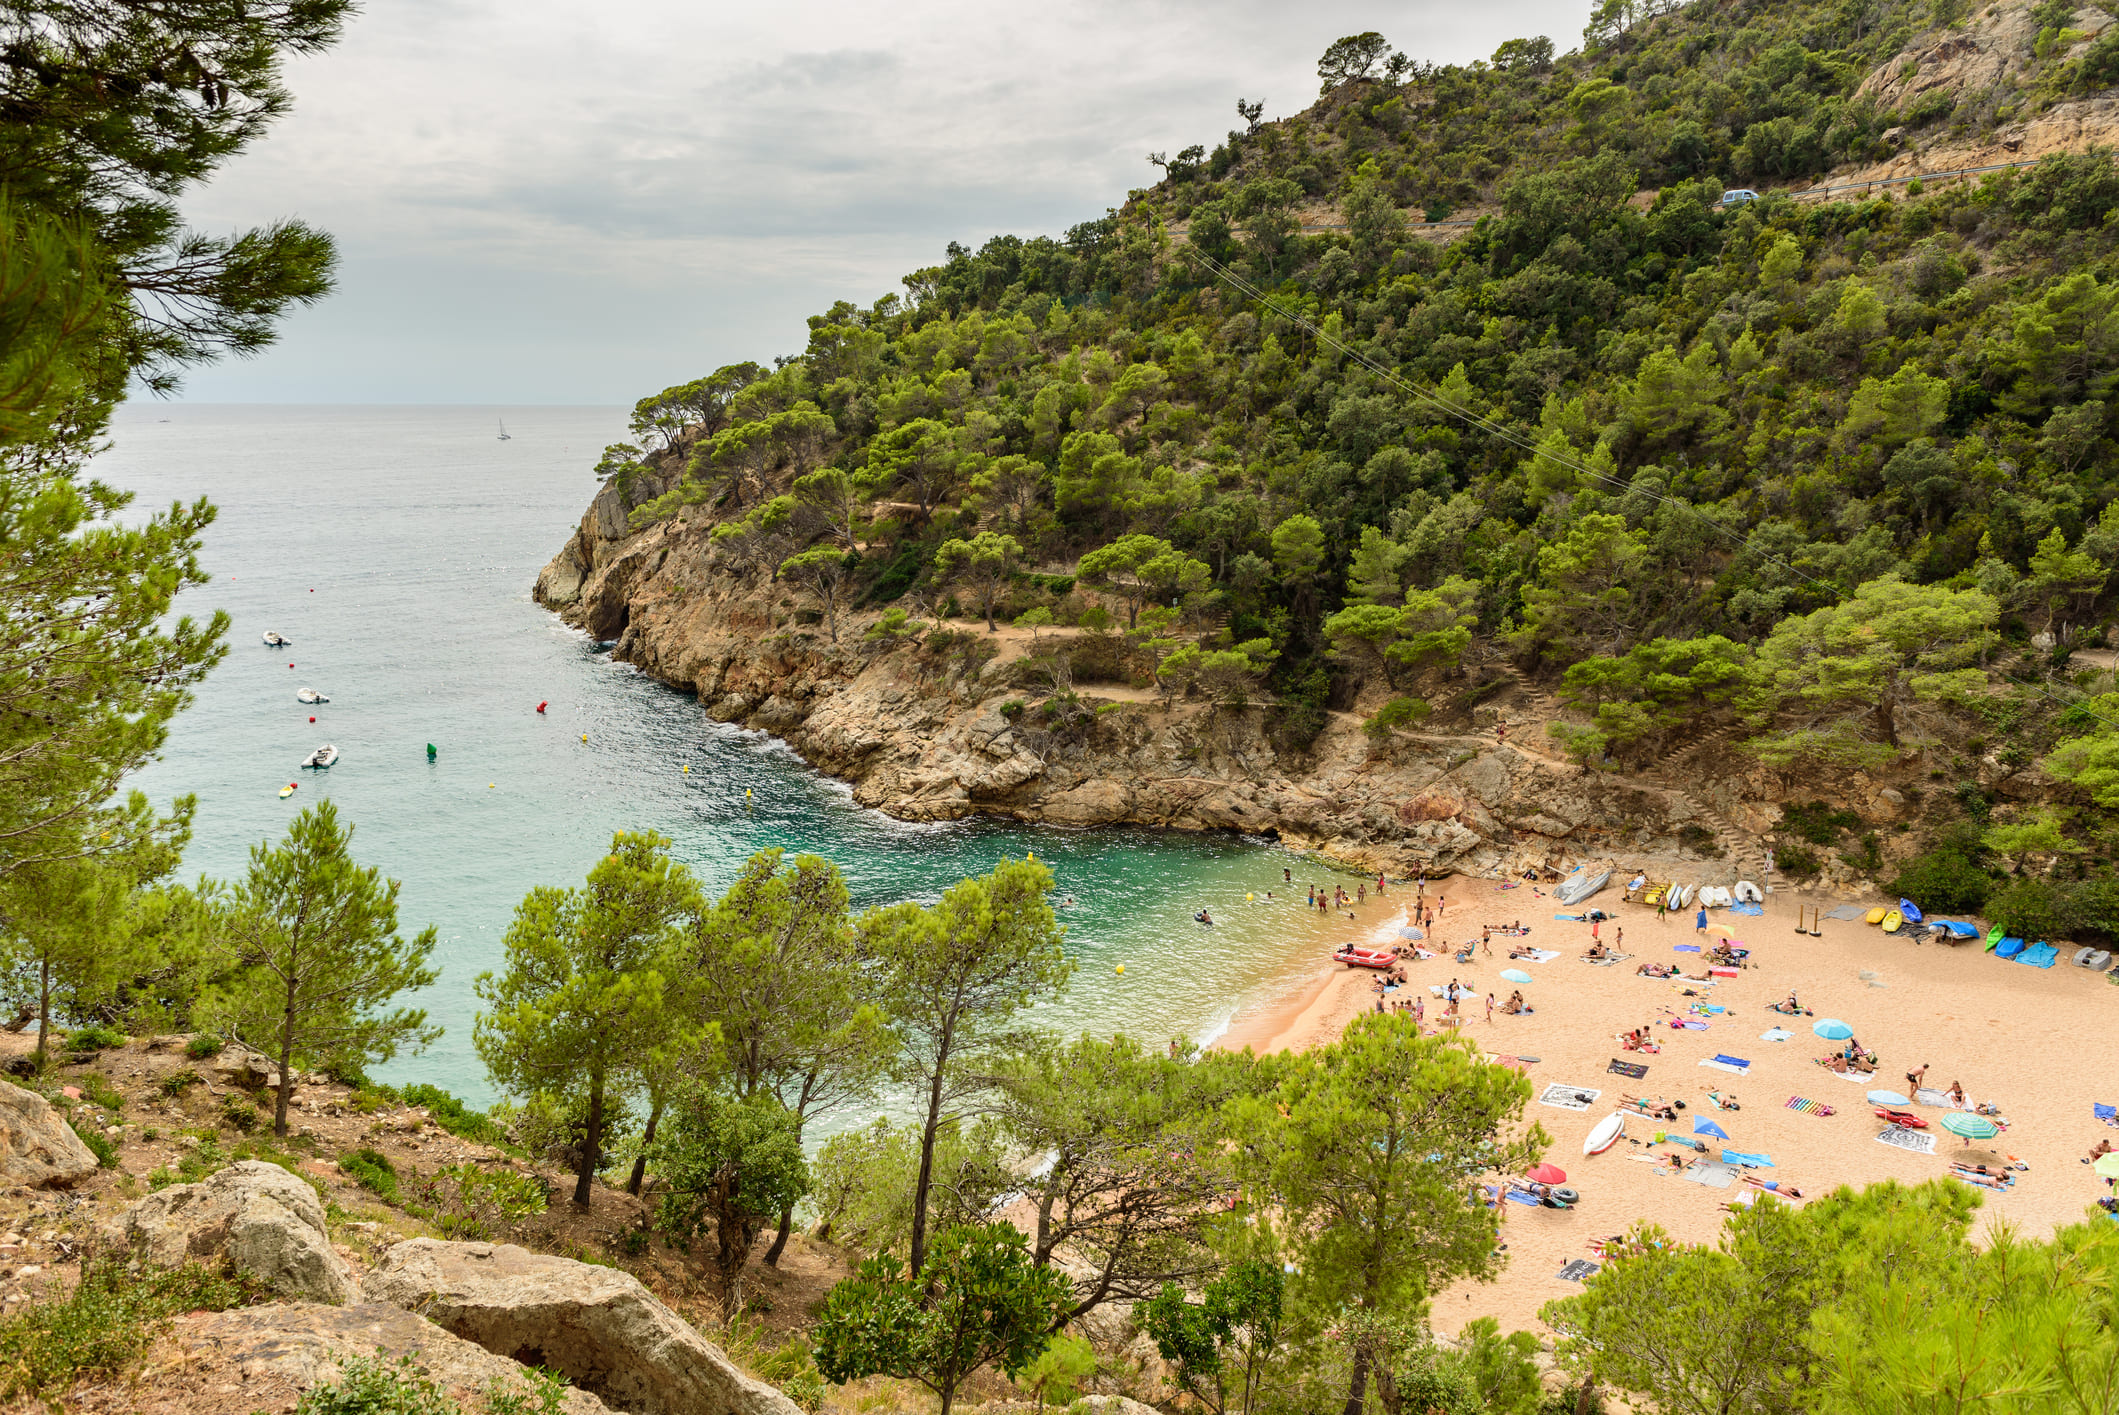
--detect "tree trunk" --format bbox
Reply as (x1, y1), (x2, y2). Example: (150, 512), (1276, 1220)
(34, 957), (49, 1063)
(908, 1055), (949, 1277)
(763, 1203), (794, 1267)
(575, 1073), (604, 1209)
(275, 968), (298, 1138)
(1574, 1366), (1598, 1415)
(626, 1098), (664, 1196)
(1341, 1343), (1370, 1415)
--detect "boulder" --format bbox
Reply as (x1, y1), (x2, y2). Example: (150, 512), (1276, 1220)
(0, 1078), (99, 1189)
(362, 1239), (801, 1415)
(209, 1043), (286, 1091)
(99, 1160), (356, 1304)
(176, 1302), (614, 1415)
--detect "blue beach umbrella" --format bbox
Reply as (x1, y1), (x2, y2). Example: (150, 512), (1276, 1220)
(1867, 1089), (1910, 1106)
(1693, 1118), (1730, 1140)
(1501, 968), (1534, 984)
(1813, 1018), (1854, 1040)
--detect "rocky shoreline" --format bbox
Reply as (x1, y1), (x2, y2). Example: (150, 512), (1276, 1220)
(532, 479), (1784, 885)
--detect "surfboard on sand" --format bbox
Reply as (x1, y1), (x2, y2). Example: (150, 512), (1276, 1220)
(1584, 1111), (1626, 1156)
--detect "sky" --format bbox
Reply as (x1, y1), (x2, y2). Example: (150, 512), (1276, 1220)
(174, 0), (1594, 405)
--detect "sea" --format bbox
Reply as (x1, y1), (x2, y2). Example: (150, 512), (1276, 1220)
(102, 404), (1369, 1115)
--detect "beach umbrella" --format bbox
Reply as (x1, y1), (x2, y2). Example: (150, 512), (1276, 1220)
(1707, 923), (1737, 938)
(1501, 968), (1534, 984)
(1813, 1019), (1854, 1040)
(1941, 1112), (1999, 1140)
(1867, 1089), (1910, 1106)
(1398, 926), (1424, 941)
(1526, 1163), (1567, 1185)
(2094, 1152), (2119, 1179)
(1693, 1118), (1730, 1139)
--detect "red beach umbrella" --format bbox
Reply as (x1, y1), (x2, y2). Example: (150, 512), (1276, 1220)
(1526, 1162), (1567, 1185)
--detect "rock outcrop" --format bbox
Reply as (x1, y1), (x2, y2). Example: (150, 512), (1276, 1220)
(98, 1160), (356, 1303)
(363, 1239), (801, 1415)
(0, 1079), (100, 1189)
(176, 1301), (616, 1415)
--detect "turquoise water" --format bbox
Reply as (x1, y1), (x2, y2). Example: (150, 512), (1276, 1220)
(106, 405), (1354, 1108)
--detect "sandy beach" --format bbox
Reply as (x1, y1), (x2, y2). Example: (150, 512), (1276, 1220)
(1214, 876), (2119, 1337)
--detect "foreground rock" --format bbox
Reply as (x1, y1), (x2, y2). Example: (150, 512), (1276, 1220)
(175, 1302), (615, 1415)
(363, 1238), (801, 1415)
(98, 1160), (356, 1303)
(0, 1078), (100, 1189)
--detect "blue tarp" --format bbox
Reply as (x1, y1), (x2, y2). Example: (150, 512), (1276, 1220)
(1995, 937), (2027, 960)
(1722, 1149), (1776, 1168)
(1693, 1118), (1731, 1139)
(1899, 898), (1925, 923)
(1711, 1054), (1751, 1070)
(2018, 942), (2059, 968)
(1940, 920), (1981, 938)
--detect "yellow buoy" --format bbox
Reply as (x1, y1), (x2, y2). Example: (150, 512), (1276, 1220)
(1246, 892), (1255, 902)
(682, 764), (689, 773)
(489, 783), (496, 788)
(1114, 964), (1124, 974)
(580, 733), (587, 742)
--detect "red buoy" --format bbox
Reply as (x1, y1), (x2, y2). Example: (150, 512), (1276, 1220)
(308, 716), (316, 723)
(288, 662), (294, 668)
(536, 701), (547, 714)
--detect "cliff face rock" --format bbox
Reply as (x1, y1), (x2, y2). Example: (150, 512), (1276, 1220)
(97, 1160), (357, 1304)
(363, 1238), (802, 1415)
(532, 511), (1776, 881)
(0, 1079), (99, 1189)
(1855, 1), (2116, 111)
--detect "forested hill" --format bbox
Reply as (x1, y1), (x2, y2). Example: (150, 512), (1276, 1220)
(584, 0), (2119, 908)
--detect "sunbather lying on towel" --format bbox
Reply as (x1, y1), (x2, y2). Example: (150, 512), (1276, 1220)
(1704, 1089), (1742, 1111)
(1636, 961), (1675, 977)
(1508, 945), (1538, 959)
(1768, 992), (1811, 1015)
(1621, 1093), (1682, 1120)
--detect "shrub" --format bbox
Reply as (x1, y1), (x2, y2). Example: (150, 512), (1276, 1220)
(68, 1119), (118, 1169)
(1365, 695), (1432, 739)
(1778, 800), (1861, 845)
(404, 1164), (548, 1241)
(1676, 823), (1725, 856)
(63, 1024), (126, 1052)
(338, 1147), (399, 1201)
(184, 1035), (222, 1060)
(0, 1262), (252, 1401)
(80, 1075), (124, 1111)
(1773, 844), (1823, 878)
(1886, 826), (1993, 912)
(293, 1353), (457, 1415)
(219, 1094), (260, 1133)
(158, 1067), (202, 1098)
(399, 1084), (507, 1146)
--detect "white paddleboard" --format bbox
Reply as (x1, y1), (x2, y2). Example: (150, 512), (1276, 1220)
(1584, 1110), (1626, 1156)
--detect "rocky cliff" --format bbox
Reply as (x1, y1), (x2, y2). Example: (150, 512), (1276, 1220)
(534, 487), (1803, 885)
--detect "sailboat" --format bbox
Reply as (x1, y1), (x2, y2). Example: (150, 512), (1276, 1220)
(497, 417), (512, 441)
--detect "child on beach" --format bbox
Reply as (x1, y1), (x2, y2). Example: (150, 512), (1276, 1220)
(1485, 992), (1495, 1022)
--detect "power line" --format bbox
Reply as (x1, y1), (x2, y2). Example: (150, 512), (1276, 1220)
(1176, 242), (2119, 742)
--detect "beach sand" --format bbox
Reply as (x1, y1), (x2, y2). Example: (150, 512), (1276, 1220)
(1215, 879), (2119, 1338)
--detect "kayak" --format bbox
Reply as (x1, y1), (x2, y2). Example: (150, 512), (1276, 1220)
(1882, 911), (1903, 933)
(278, 783), (297, 799)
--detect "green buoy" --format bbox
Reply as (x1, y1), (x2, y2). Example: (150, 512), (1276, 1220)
(426, 743), (437, 761)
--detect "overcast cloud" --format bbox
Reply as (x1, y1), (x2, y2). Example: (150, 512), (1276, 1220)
(174, 0), (1592, 404)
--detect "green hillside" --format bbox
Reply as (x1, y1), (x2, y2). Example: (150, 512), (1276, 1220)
(601, 0), (2119, 916)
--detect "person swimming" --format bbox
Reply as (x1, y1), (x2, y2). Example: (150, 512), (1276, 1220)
(1195, 910), (1213, 925)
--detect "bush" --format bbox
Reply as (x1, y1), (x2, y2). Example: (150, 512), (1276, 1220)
(158, 1066), (202, 1098)
(1886, 827), (1992, 912)
(184, 1034), (223, 1060)
(0, 1262), (253, 1400)
(220, 1093), (259, 1133)
(80, 1075), (124, 1111)
(399, 1084), (507, 1146)
(293, 1353), (458, 1415)
(338, 1147), (399, 1201)
(1986, 876), (2119, 942)
(1778, 800), (1861, 845)
(68, 1119), (118, 1169)
(63, 1024), (126, 1052)
(404, 1164), (548, 1241)
(1773, 844), (1823, 878)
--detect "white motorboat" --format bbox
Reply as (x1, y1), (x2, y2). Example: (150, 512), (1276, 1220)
(262, 630), (290, 647)
(299, 744), (339, 769)
(296, 687), (328, 704)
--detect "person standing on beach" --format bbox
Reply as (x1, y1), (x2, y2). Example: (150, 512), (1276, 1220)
(1615, 926), (1624, 950)
(1486, 992), (1495, 1022)
(1696, 906), (1708, 935)
(1907, 1063), (1929, 1093)
(1658, 893), (1668, 921)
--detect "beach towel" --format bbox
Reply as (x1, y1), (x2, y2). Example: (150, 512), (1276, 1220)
(1681, 1160), (1737, 1189)
(1538, 1083), (1602, 1111)
(1523, 949), (1562, 962)
(1824, 905), (1868, 921)
(1698, 1059), (1745, 1075)
(2018, 942), (2059, 968)
(1995, 936), (2026, 960)
(1505, 1189), (1543, 1206)
(1713, 1053), (1750, 1069)
(1760, 1028), (1794, 1042)
(1722, 1148), (1775, 1168)
(1554, 913), (1584, 922)
(1555, 1259), (1600, 1282)
(1608, 1059), (1649, 1078)
(1915, 1088), (1957, 1108)
(1786, 1097), (1835, 1115)
(1678, 1020), (1710, 1030)
(1693, 1118), (1730, 1139)
(2096, 1103), (2117, 1124)
(1876, 1126), (1938, 1155)
(1674, 944), (1702, 953)
(1732, 902), (1763, 916)
(1709, 966), (1741, 978)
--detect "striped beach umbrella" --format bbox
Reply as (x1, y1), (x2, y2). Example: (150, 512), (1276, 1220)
(1940, 1112), (1999, 1141)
